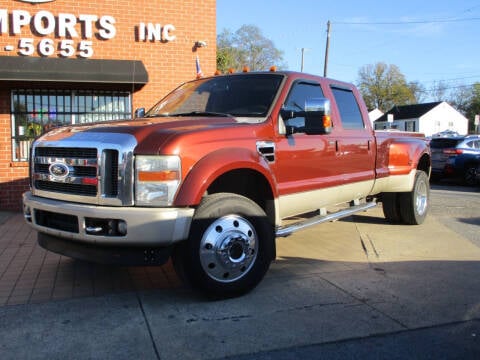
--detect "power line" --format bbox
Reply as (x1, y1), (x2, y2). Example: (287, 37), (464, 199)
(333, 17), (480, 25)
(421, 75), (480, 84)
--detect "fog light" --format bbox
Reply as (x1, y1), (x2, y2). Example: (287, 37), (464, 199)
(23, 206), (32, 222)
(117, 220), (127, 236)
(85, 218), (127, 236)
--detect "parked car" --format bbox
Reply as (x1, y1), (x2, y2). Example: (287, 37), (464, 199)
(445, 153), (480, 186)
(477, 164), (480, 185)
(431, 135), (480, 185)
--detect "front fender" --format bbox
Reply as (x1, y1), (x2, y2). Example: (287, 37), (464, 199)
(174, 147), (278, 206)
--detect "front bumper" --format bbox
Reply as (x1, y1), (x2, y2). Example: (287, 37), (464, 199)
(23, 191), (194, 248)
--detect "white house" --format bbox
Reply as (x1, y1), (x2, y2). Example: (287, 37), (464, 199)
(373, 102), (469, 137)
(368, 108), (384, 126)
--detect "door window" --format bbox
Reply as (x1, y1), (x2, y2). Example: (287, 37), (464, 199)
(282, 81), (324, 131)
(331, 87), (365, 130)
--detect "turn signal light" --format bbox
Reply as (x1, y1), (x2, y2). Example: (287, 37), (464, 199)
(137, 170), (180, 182)
(323, 115), (332, 128)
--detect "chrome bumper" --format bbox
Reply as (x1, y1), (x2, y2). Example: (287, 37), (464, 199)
(23, 191), (194, 247)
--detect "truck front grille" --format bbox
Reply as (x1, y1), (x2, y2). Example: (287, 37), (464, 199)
(36, 147), (97, 158)
(30, 132), (136, 206)
(35, 181), (97, 196)
(33, 146), (104, 197)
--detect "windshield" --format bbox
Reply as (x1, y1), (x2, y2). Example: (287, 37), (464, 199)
(145, 74), (284, 120)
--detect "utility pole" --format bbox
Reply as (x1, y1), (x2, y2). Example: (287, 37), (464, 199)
(300, 48), (310, 72)
(323, 20), (331, 77)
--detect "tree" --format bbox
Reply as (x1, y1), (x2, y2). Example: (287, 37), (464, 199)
(468, 83), (480, 132)
(408, 80), (426, 104)
(357, 62), (422, 112)
(430, 81), (449, 102)
(449, 83), (480, 133)
(216, 25), (285, 73)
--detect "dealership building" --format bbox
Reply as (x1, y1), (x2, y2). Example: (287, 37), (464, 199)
(0, 0), (217, 210)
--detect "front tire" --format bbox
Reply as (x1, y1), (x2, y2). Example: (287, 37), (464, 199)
(173, 193), (274, 298)
(398, 170), (430, 225)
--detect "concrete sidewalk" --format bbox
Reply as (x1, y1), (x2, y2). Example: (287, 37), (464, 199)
(0, 207), (479, 359)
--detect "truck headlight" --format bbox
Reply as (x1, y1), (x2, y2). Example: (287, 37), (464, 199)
(135, 155), (181, 206)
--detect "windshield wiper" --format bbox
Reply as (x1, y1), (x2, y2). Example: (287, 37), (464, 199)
(170, 111), (231, 117)
(144, 113), (170, 118)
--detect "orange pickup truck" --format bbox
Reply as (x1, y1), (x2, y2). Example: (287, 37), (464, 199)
(23, 71), (431, 298)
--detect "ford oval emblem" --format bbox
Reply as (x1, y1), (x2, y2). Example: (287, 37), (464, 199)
(49, 163), (69, 179)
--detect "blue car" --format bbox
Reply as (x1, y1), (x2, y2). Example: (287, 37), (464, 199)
(445, 153), (480, 186)
(431, 135), (480, 185)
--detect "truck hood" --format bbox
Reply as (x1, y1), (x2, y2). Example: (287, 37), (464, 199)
(36, 116), (258, 153)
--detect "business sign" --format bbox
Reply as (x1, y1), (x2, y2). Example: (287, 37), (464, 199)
(1, 5), (176, 58)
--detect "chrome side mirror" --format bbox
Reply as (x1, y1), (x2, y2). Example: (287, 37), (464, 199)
(134, 108), (145, 118)
(304, 98), (332, 135)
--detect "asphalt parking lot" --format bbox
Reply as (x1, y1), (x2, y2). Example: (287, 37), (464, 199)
(0, 185), (479, 359)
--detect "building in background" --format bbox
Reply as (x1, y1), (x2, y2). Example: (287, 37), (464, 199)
(0, 0), (216, 210)
(368, 108), (384, 127)
(374, 102), (469, 137)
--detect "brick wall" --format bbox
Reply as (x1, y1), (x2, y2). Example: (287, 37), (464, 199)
(0, 0), (217, 210)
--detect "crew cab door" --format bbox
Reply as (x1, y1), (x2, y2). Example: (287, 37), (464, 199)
(274, 80), (342, 218)
(328, 85), (376, 185)
(274, 80), (376, 219)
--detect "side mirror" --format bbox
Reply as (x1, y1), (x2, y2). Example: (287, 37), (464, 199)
(280, 109), (305, 121)
(134, 108), (145, 118)
(304, 98), (332, 135)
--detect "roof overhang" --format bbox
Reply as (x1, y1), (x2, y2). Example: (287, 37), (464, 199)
(0, 56), (148, 86)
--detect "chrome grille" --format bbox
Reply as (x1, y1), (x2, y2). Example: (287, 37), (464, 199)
(30, 132), (136, 206)
(33, 147), (100, 196)
(35, 181), (97, 196)
(35, 147), (97, 158)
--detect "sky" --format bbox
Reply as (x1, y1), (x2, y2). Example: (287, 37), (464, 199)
(217, 0), (480, 100)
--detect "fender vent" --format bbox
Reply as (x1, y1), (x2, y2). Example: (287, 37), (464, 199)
(256, 141), (275, 163)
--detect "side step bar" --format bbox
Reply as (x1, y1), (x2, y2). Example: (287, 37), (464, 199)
(276, 201), (377, 237)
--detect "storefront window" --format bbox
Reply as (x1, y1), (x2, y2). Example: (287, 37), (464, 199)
(11, 90), (131, 161)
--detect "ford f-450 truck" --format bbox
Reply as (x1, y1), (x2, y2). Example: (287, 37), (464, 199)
(23, 71), (431, 298)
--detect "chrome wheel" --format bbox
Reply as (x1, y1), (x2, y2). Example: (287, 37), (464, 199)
(172, 193), (274, 298)
(415, 178), (428, 216)
(399, 170), (430, 225)
(199, 215), (258, 283)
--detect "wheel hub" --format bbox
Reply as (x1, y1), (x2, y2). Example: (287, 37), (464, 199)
(199, 215), (258, 283)
(415, 180), (428, 216)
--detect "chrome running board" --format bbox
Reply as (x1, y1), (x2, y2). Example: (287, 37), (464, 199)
(276, 201), (377, 237)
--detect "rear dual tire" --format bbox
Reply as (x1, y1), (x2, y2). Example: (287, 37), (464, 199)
(382, 170), (429, 225)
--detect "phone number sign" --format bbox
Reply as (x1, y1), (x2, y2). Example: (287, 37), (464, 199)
(1, 9), (176, 58)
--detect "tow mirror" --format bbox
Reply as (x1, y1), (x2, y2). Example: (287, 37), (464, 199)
(134, 108), (145, 118)
(304, 98), (332, 135)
